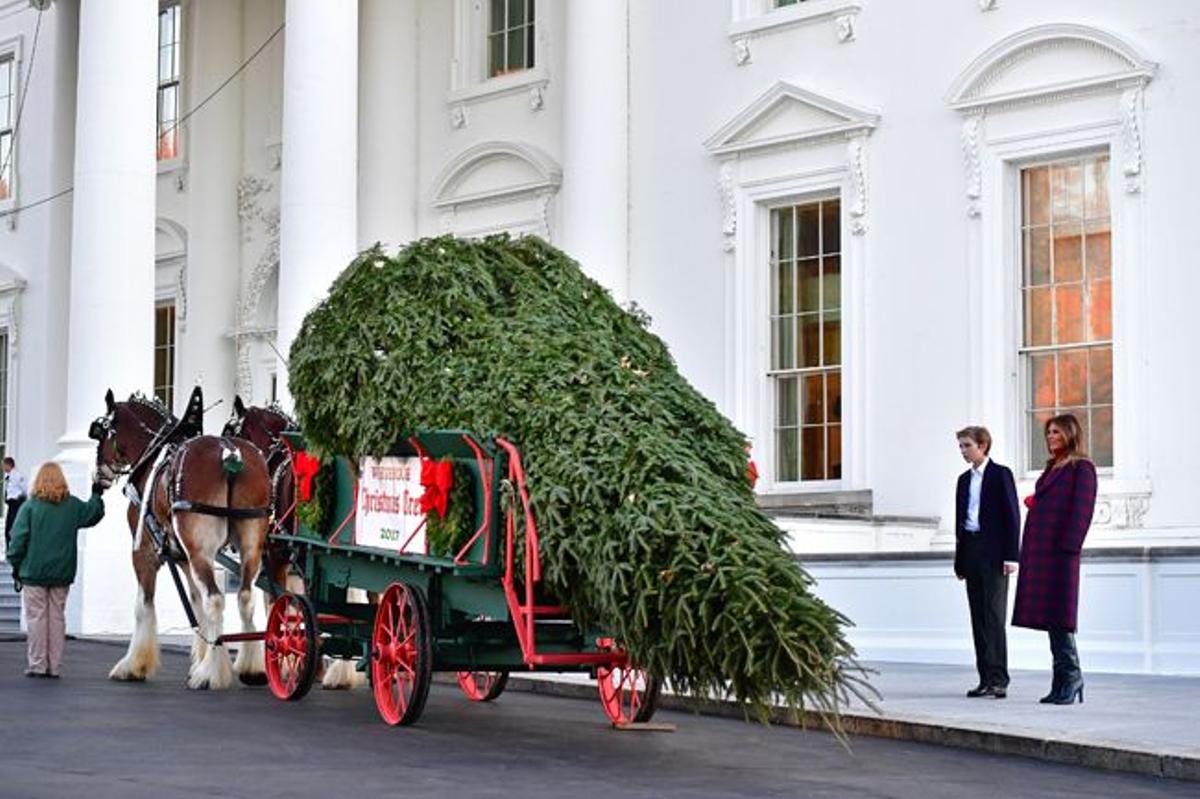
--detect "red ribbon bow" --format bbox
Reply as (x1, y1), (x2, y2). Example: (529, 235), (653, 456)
(746, 458), (759, 490)
(420, 459), (454, 519)
(1023, 495), (1035, 510)
(293, 451), (321, 502)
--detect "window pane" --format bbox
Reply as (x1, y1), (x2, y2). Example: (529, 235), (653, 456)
(799, 313), (821, 368)
(798, 258), (820, 313)
(1085, 156), (1110, 220)
(488, 33), (505, 77)
(489, 0), (505, 33)
(827, 424), (842, 480)
(776, 427), (798, 482)
(1054, 284), (1083, 344)
(823, 311), (841, 366)
(775, 259), (794, 315)
(526, 17), (535, 68)
(1085, 221), (1111, 280)
(821, 199), (841, 254)
(159, 45), (172, 82)
(1029, 410), (1053, 465)
(801, 427), (825, 481)
(797, 205), (819, 257)
(159, 10), (172, 49)
(1023, 166), (1050, 226)
(1089, 346), (1113, 405)
(1091, 406), (1113, 467)
(772, 316), (794, 370)
(1051, 162), (1083, 222)
(1088, 278), (1112, 341)
(1025, 227), (1051, 286)
(774, 208), (794, 260)
(1030, 353), (1055, 410)
(1058, 348), (1088, 407)
(776, 377), (798, 426)
(802, 373), (824, 425)
(1053, 223), (1083, 283)
(1024, 287), (1052, 347)
(508, 0), (526, 28)
(823, 255), (841, 310)
(506, 28), (525, 72)
(826, 371), (842, 423)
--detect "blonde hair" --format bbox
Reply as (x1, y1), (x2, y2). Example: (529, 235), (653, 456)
(31, 462), (70, 504)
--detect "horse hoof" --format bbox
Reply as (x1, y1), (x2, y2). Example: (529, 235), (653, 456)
(238, 672), (268, 687)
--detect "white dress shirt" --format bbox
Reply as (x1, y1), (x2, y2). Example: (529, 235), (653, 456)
(4, 469), (27, 501)
(964, 457), (989, 533)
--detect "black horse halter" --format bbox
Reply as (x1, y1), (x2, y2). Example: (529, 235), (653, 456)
(88, 395), (174, 477)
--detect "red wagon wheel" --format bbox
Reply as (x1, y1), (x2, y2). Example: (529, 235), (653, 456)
(456, 670), (509, 702)
(371, 582), (433, 726)
(597, 663), (661, 725)
(264, 592), (318, 701)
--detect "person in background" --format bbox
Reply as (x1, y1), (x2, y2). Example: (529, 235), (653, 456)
(954, 426), (1020, 699)
(6, 462), (111, 678)
(4, 456), (29, 554)
(1012, 414), (1098, 705)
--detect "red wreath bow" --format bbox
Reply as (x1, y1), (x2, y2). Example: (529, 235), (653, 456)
(746, 458), (759, 490)
(293, 451), (321, 502)
(420, 459), (454, 519)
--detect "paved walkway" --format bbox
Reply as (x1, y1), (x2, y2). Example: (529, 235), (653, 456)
(512, 661), (1200, 781)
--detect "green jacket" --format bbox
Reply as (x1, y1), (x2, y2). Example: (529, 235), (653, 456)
(6, 490), (106, 586)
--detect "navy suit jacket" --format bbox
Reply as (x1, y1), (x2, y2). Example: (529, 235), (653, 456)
(954, 461), (1021, 577)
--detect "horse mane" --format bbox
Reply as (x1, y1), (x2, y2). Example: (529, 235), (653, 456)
(126, 392), (174, 427)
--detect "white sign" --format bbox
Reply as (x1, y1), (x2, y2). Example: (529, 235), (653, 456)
(355, 456), (427, 554)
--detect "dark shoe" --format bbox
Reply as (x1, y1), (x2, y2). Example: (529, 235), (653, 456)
(1050, 679), (1084, 705)
(1039, 677), (1064, 703)
(24, 670), (40, 678)
(989, 686), (1007, 699)
(966, 684), (991, 698)
(45, 672), (60, 679)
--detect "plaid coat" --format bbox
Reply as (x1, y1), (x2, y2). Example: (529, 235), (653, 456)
(1012, 458), (1098, 632)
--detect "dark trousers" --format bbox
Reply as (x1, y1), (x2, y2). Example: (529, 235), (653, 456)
(4, 497), (23, 553)
(961, 534), (1010, 688)
(1048, 628), (1082, 685)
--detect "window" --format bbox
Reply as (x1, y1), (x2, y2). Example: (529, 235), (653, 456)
(157, 2), (182, 161)
(154, 303), (176, 410)
(0, 55), (13, 200)
(1020, 154), (1112, 468)
(487, 0), (534, 78)
(0, 331), (7, 461)
(775, 0), (806, 6)
(770, 198), (842, 482)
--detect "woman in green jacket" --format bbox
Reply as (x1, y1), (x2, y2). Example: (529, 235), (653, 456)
(6, 462), (108, 677)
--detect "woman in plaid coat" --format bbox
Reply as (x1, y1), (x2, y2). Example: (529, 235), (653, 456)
(1012, 414), (1097, 705)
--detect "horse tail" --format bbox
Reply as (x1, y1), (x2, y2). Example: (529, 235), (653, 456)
(133, 446), (175, 551)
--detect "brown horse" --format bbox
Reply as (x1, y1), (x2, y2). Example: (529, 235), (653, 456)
(90, 389), (272, 689)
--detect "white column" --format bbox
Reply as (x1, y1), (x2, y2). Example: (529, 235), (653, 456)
(61, 0), (157, 458)
(560, 1), (630, 304)
(181, 0), (243, 419)
(358, 0), (417, 250)
(60, 0), (157, 637)
(278, 0), (358, 404)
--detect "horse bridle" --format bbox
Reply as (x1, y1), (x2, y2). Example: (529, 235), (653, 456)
(88, 401), (174, 479)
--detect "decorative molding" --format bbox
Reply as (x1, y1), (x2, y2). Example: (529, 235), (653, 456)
(733, 36), (751, 66)
(979, 0), (997, 11)
(0, 265), (27, 358)
(961, 114), (984, 217)
(705, 81), (879, 157)
(450, 103), (468, 129)
(236, 175), (273, 243)
(528, 85), (545, 112)
(846, 137), (868, 235)
(728, 1), (863, 52)
(431, 140), (562, 209)
(175, 262), (187, 328)
(947, 24), (1157, 113)
(834, 13), (855, 43)
(1121, 86), (1144, 194)
(1092, 493), (1151, 529)
(718, 162), (737, 252)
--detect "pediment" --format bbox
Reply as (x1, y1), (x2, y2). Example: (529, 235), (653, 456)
(433, 141), (562, 208)
(706, 82), (878, 156)
(0, 260), (25, 294)
(155, 218), (188, 261)
(948, 24), (1156, 112)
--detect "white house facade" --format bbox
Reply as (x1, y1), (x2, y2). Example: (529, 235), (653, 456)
(0, 0), (1198, 674)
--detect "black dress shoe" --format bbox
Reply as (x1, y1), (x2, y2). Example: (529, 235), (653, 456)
(989, 686), (1007, 699)
(966, 684), (991, 698)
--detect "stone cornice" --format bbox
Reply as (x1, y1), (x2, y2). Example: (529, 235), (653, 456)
(705, 81), (878, 157)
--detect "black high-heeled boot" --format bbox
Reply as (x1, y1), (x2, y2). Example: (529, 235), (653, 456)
(1039, 675), (1064, 704)
(1050, 677), (1084, 705)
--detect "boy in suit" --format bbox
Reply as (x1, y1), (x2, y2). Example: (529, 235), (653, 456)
(955, 426), (1020, 698)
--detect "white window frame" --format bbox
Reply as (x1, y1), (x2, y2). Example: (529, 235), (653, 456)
(0, 35), (23, 217)
(0, 271), (24, 462)
(728, 0), (862, 52)
(156, 0), (185, 171)
(732, 167), (867, 494)
(153, 300), (177, 412)
(449, 0), (549, 106)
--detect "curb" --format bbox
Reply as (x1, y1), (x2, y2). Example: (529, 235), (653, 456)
(504, 675), (1200, 782)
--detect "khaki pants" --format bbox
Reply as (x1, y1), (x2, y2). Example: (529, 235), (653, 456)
(24, 585), (69, 676)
